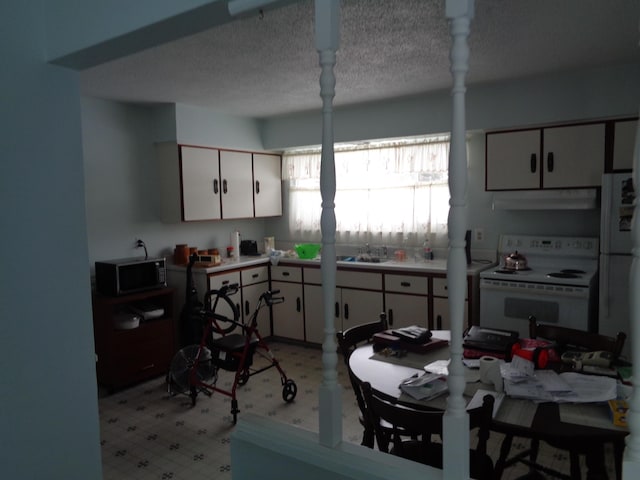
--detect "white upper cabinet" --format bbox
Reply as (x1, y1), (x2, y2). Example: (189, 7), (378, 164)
(219, 150), (254, 219)
(486, 123), (605, 190)
(486, 130), (540, 190)
(157, 142), (282, 222)
(253, 153), (282, 217)
(542, 123), (604, 188)
(157, 143), (222, 222)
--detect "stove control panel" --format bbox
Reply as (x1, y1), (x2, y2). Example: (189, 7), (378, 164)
(499, 235), (598, 258)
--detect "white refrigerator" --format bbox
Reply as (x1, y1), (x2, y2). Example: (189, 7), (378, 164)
(599, 172), (635, 358)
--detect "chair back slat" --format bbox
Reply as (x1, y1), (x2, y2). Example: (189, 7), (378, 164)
(336, 313), (388, 364)
(335, 314), (388, 449)
(361, 381), (495, 476)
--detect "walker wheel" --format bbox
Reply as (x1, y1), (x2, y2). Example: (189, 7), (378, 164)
(282, 379), (297, 402)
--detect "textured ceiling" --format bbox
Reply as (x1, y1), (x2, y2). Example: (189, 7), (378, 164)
(80, 0), (640, 119)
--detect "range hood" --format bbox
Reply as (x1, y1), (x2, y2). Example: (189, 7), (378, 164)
(492, 189), (599, 210)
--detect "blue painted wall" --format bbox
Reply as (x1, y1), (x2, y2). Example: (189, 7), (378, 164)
(1, 2), (102, 478)
(81, 97), (269, 270)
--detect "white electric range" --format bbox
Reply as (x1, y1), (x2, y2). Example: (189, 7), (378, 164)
(479, 234), (599, 338)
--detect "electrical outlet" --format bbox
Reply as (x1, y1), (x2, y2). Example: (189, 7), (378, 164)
(474, 228), (484, 242)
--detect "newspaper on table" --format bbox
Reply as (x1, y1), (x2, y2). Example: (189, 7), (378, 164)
(399, 372), (448, 401)
(501, 355), (618, 403)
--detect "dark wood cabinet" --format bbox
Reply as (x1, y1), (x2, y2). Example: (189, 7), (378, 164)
(92, 287), (176, 391)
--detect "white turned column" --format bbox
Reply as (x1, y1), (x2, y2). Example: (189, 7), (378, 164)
(443, 0), (474, 478)
(623, 110), (640, 477)
(315, 0), (342, 448)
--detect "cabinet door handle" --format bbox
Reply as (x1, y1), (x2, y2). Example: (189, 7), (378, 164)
(213, 179), (219, 194)
(141, 363), (155, 371)
(530, 153), (537, 173)
(296, 297), (301, 312)
(223, 179), (228, 194)
(388, 309), (394, 326)
(252, 273), (259, 279)
(222, 280), (229, 285)
(344, 303), (349, 320)
(282, 271), (290, 277)
(245, 300), (250, 316)
(547, 152), (554, 172)
(335, 302), (340, 317)
(401, 281), (411, 287)
(255, 180), (260, 194)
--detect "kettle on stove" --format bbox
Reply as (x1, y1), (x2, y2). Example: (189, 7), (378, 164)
(503, 251), (528, 270)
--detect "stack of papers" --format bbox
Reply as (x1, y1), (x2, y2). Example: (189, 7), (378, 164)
(399, 372), (448, 401)
(503, 368), (618, 403)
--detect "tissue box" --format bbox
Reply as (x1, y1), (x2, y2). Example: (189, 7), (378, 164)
(608, 399), (629, 427)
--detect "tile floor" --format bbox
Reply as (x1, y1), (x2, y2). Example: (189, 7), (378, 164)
(99, 341), (615, 479)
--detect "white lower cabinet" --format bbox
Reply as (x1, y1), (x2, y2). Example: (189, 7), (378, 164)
(303, 284), (340, 344)
(337, 288), (384, 333)
(432, 276), (468, 330)
(304, 284), (384, 343)
(385, 293), (429, 329)
(270, 266), (304, 341)
(240, 266), (270, 336)
(207, 271), (242, 324)
(303, 268), (383, 340)
(384, 274), (429, 329)
(271, 282), (304, 340)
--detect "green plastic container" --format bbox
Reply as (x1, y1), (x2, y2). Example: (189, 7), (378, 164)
(294, 243), (322, 259)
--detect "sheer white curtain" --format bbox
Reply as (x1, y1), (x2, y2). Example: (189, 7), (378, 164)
(284, 136), (451, 247)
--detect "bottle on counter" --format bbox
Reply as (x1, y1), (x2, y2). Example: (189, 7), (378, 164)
(423, 238), (434, 261)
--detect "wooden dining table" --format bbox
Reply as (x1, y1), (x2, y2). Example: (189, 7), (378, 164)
(348, 331), (628, 479)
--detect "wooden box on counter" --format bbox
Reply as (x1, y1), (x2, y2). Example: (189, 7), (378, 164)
(92, 287), (176, 392)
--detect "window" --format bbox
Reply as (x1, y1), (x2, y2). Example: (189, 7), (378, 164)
(283, 135), (451, 247)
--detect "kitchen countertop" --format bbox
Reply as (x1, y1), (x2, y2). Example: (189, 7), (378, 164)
(167, 255), (496, 276)
(166, 255), (270, 274)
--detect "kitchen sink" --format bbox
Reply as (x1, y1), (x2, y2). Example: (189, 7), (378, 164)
(336, 255), (388, 263)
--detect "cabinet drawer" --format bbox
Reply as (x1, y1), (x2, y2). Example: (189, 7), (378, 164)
(241, 266), (269, 286)
(110, 339), (173, 380)
(337, 270), (382, 290)
(271, 265), (302, 282)
(385, 274), (428, 295)
(208, 271), (241, 291)
(304, 267), (382, 290)
(303, 267), (322, 285)
(432, 277), (467, 299)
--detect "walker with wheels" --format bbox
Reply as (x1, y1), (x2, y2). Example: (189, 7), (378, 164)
(167, 282), (297, 424)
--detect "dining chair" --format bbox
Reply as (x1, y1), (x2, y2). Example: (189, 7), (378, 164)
(336, 314), (388, 448)
(494, 315), (627, 480)
(361, 381), (495, 479)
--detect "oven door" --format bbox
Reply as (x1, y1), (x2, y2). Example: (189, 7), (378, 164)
(479, 278), (592, 338)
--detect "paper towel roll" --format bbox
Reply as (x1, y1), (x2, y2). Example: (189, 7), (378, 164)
(479, 356), (503, 392)
(230, 230), (241, 259)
